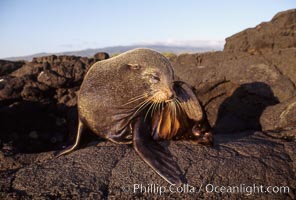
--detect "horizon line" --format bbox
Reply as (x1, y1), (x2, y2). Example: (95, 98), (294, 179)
(2, 40), (225, 60)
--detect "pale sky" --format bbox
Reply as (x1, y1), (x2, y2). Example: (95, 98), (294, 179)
(0, 0), (295, 58)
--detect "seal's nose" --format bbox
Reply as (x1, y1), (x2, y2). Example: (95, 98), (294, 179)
(167, 90), (174, 100)
(164, 91), (175, 103)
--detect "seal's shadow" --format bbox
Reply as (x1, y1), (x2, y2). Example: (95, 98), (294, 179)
(212, 82), (279, 140)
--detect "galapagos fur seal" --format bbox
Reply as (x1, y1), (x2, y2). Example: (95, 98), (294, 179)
(56, 48), (213, 184)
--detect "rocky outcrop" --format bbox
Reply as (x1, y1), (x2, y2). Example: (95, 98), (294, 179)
(1, 10), (296, 199)
(224, 9), (296, 86)
(170, 9), (296, 136)
(0, 60), (24, 76)
(224, 9), (296, 53)
(0, 53), (108, 154)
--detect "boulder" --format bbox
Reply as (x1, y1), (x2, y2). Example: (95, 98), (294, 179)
(37, 70), (67, 88)
(261, 96), (296, 132)
(93, 52), (110, 61)
(0, 60), (24, 76)
(224, 9), (296, 53)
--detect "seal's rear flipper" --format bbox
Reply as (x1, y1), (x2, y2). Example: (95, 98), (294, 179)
(55, 120), (85, 157)
(132, 116), (185, 185)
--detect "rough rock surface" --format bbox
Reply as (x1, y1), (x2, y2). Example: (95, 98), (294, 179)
(0, 53), (105, 153)
(170, 9), (296, 135)
(0, 60), (24, 76)
(1, 9), (296, 199)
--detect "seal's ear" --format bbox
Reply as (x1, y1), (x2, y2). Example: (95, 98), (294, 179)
(127, 63), (141, 70)
(174, 81), (203, 122)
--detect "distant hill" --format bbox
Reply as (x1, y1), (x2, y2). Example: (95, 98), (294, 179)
(3, 44), (223, 61)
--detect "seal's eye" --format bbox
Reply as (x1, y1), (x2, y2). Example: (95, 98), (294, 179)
(150, 74), (160, 84)
(127, 64), (141, 70)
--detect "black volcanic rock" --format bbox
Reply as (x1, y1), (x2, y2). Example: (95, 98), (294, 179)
(0, 60), (24, 76)
(169, 51), (296, 134)
(0, 76), (28, 101)
(21, 81), (52, 102)
(224, 9), (296, 53)
(37, 70), (67, 88)
(0, 53), (109, 155)
(1, 10), (296, 199)
(261, 96), (296, 132)
(223, 9), (296, 87)
(93, 52), (110, 61)
(169, 9), (296, 135)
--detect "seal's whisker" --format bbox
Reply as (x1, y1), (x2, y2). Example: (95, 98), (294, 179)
(154, 102), (159, 113)
(155, 101), (161, 116)
(171, 102), (176, 126)
(149, 102), (155, 118)
(168, 102), (172, 120)
(175, 98), (181, 105)
(137, 97), (151, 110)
(152, 101), (158, 117)
(132, 95), (151, 109)
(133, 98), (149, 114)
(150, 92), (162, 116)
(123, 94), (147, 106)
(144, 102), (154, 121)
(171, 99), (177, 114)
(174, 102), (178, 122)
(152, 102), (157, 116)
(157, 103), (161, 112)
(151, 102), (155, 117)
(175, 98), (183, 113)
(171, 102), (176, 123)
(171, 99), (179, 121)
(151, 90), (169, 103)
(124, 96), (145, 105)
(132, 96), (153, 118)
(132, 102), (149, 118)
(128, 93), (147, 101)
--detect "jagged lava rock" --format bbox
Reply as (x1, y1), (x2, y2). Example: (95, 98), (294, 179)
(0, 53), (109, 154)
(0, 60), (24, 76)
(224, 9), (296, 53)
(169, 9), (296, 134)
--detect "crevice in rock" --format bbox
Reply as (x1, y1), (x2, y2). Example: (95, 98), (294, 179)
(183, 157), (193, 178)
(203, 79), (229, 94)
(99, 184), (109, 199)
(204, 92), (226, 109)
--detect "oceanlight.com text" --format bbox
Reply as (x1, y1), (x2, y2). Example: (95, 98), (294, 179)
(121, 183), (290, 196)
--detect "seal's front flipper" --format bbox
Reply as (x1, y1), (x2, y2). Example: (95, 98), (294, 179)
(174, 81), (213, 146)
(55, 120), (84, 157)
(132, 116), (185, 185)
(174, 81), (203, 121)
